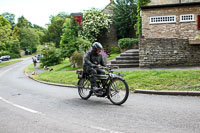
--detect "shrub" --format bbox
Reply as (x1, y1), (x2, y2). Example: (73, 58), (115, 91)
(80, 8), (112, 42)
(70, 51), (84, 68)
(111, 46), (120, 54)
(9, 53), (21, 58)
(61, 38), (91, 58)
(118, 38), (138, 51)
(77, 38), (91, 53)
(0, 51), (20, 58)
(0, 51), (10, 57)
(40, 45), (62, 67)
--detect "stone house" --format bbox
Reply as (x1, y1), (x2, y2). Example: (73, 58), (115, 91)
(142, 0), (200, 39)
(139, 0), (200, 67)
(98, 0), (118, 49)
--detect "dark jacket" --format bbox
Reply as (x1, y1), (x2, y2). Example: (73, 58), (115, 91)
(83, 49), (106, 69)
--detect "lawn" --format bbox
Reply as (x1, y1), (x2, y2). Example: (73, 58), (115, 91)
(50, 58), (81, 71)
(31, 69), (200, 91)
(24, 64), (35, 73)
(107, 53), (120, 61)
(0, 60), (22, 68)
(26, 53), (200, 91)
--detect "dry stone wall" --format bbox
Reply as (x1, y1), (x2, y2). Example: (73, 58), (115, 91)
(139, 38), (200, 67)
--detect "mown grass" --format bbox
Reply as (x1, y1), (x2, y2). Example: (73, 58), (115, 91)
(119, 70), (200, 91)
(31, 71), (77, 85)
(24, 64), (35, 73)
(0, 60), (22, 68)
(107, 53), (120, 61)
(51, 58), (81, 71)
(31, 69), (200, 91)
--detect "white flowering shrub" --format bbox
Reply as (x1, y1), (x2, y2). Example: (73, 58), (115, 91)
(80, 8), (112, 42)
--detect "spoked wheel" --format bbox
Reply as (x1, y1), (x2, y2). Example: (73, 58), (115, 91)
(78, 78), (92, 100)
(108, 78), (129, 105)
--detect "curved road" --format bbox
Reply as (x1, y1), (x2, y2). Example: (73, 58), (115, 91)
(0, 58), (200, 133)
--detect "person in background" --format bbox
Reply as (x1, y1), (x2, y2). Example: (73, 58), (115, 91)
(32, 56), (37, 68)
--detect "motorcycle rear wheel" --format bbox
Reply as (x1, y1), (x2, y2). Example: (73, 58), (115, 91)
(78, 78), (92, 100)
(108, 78), (129, 105)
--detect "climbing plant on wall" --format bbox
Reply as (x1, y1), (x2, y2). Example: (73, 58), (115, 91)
(136, 0), (151, 37)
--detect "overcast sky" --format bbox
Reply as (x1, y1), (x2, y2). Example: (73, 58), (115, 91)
(0, 0), (110, 27)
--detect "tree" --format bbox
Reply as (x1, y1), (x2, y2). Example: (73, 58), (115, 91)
(33, 24), (47, 44)
(18, 27), (40, 53)
(136, 0), (151, 37)
(0, 15), (12, 51)
(2, 12), (15, 29)
(60, 18), (82, 58)
(42, 13), (69, 48)
(16, 16), (32, 28)
(80, 8), (112, 42)
(8, 37), (20, 58)
(112, 0), (137, 39)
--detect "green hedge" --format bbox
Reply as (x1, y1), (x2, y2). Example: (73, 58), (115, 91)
(118, 38), (138, 51)
(0, 51), (21, 58)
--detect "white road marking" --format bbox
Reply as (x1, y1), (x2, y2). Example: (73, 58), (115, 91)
(90, 125), (124, 133)
(0, 96), (42, 115)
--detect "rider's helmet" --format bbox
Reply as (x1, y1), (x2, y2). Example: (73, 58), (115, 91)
(92, 42), (103, 52)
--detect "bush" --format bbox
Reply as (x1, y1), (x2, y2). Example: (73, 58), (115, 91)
(61, 38), (91, 58)
(118, 38), (138, 51)
(0, 51), (10, 57)
(70, 51), (84, 68)
(111, 46), (120, 54)
(0, 51), (20, 58)
(77, 38), (91, 53)
(9, 53), (21, 58)
(40, 46), (62, 67)
(80, 8), (112, 42)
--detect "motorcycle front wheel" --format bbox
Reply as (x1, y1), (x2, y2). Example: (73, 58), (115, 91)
(108, 78), (129, 105)
(78, 78), (92, 100)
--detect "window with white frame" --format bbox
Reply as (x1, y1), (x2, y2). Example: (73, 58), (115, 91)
(180, 14), (194, 22)
(150, 15), (176, 24)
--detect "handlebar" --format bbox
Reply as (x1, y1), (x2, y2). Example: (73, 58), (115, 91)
(98, 65), (119, 72)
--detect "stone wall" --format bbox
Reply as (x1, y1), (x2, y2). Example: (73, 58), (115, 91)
(99, 1), (118, 48)
(148, 0), (200, 5)
(142, 5), (200, 39)
(139, 38), (200, 67)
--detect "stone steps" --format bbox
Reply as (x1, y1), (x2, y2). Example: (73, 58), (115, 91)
(110, 49), (139, 68)
(111, 60), (139, 64)
(116, 56), (139, 60)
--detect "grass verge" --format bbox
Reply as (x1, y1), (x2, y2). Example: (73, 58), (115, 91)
(31, 69), (200, 91)
(24, 64), (35, 73)
(107, 53), (120, 61)
(0, 60), (22, 68)
(31, 71), (77, 85)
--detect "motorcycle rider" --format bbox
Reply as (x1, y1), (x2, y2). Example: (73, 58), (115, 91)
(83, 42), (106, 92)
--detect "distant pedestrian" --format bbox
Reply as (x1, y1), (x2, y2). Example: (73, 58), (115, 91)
(32, 56), (37, 67)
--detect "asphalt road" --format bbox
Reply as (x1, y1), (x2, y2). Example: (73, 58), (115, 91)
(0, 58), (200, 133)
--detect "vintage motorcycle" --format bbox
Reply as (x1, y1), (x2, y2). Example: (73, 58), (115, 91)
(76, 66), (129, 105)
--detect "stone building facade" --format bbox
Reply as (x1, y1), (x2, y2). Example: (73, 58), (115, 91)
(142, 2), (200, 39)
(148, 0), (200, 6)
(140, 1), (200, 67)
